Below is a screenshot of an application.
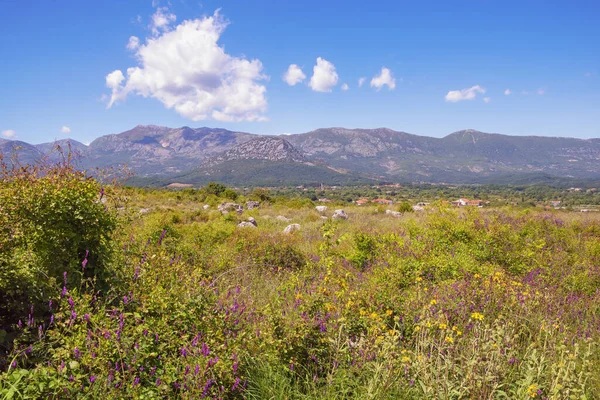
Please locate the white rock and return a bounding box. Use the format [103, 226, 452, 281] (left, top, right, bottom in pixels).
[203, 204, 210, 210]
[385, 210, 402, 217]
[332, 209, 348, 220]
[218, 202, 243, 214]
[283, 224, 301, 234]
[247, 217, 257, 227]
[237, 221, 256, 228]
[276, 215, 291, 222]
[139, 208, 150, 214]
[315, 206, 328, 213]
[412, 205, 424, 212]
[246, 201, 260, 210]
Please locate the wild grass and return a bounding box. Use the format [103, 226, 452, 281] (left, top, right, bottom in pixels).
[2, 181, 600, 399]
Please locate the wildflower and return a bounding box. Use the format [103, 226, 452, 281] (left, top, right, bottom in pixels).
[471, 312, 484, 321]
[61, 286, 67, 298]
[401, 356, 410, 363]
[201, 342, 210, 357]
[74, 347, 80, 358]
[133, 376, 140, 386]
[445, 336, 454, 344]
[527, 384, 540, 398]
[90, 375, 96, 383]
[430, 299, 437, 306]
[439, 323, 447, 330]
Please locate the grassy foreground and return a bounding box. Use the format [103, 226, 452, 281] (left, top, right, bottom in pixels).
[2, 178, 600, 398]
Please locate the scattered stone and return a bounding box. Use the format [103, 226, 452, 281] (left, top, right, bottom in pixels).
[247, 217, 257, 227]
[283, 224, 301, 234]
[276, 215, 291, 222]
[321, 216, 328, 220]
[218, 202, 243, 214]
[139, 208, 150, 214]
[203, 204, 210, 210]
[237, 221, 256, 228]
[246, 201, 260, 210]
[412, 205, 425, 212]
[385, 210, 402, 217]
[315, 206, 328, 213]
[332, 209, 348, 220]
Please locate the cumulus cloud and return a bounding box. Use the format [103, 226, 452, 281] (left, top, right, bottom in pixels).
[483, 97, 491, 103]
[358, 77, 366, 87]
[504, 89, 511, 96]
[341, 83, 349, 91]
[150, 7, 176, 36]
[105, 10, 268, 122]
[283, 64, 306, 86]
[445, 85, 486, 102]
[309, 57, 338, 92]
[2, 129, 16, 139]
[61, 126, 71, 134]
[370, 67, 396, 91]
[127, 36, 140, 50]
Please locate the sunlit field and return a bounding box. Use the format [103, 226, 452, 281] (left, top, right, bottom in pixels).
[2, 166, 600, 399]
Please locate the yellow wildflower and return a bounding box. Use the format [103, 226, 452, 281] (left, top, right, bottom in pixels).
[471, 312, 484, 321]
[439, 323, 447, 330]
[445, 336, 454, 344]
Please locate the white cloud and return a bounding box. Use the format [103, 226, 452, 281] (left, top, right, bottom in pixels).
[105, 10, 268, 122]
[445, 85, 486, 102]
[483, 97, 491, 103]
[341, 83, 349, 91]
[127, 36, 140, 51]
[2, 129, 16, 139]
[504, 88, 511, 96]
[309, 57, 338, 92]
[585, 72, 592, 78]
[150, 7, 176, 36]
[370, 67, 396, 91]
[521, 90, 529, 95]
[283, 64, 306, 86]
[106, 70, 125, 91]
[537, 88, 545, 95]
[61, 126, 71, 134]
[358, 77, 365, 87]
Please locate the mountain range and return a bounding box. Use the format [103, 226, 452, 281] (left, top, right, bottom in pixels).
[2, 125, 600, 186]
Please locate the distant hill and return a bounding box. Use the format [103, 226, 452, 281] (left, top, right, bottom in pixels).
[2, 125, 600, 186]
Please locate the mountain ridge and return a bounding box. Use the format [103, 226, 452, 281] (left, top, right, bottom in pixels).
[2, 125, 600, 185]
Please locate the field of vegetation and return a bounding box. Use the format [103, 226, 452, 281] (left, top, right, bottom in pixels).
[2, 163, 600, 399]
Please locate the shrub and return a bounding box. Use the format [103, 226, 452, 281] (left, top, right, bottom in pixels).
[0, 161, 117, 365]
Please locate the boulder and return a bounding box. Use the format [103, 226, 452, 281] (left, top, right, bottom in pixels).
[246, 201, 260, 210]
[385, 210, 402, 217]
[218, 202, 243, 214]
[283, 224, 301, 234]
[276, 215, 291, 222]
[412, 205, 425, 212]
[203, 204, 210, 210]
[237, 221, 256, 228]
[315, 206, 328, 213]
[139, 208, 150, 214]
[332, 209, 348, 220]
[247, 217, 257, 227]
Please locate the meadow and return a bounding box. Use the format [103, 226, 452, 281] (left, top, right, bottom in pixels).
[1, 165, 600, 399]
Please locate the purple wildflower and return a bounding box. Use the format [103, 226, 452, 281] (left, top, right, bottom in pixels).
[90, 375, 96, 383]
[201, 342, 210, 357]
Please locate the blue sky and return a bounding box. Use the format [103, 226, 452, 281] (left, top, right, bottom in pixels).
[1, 0, 599, 144]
